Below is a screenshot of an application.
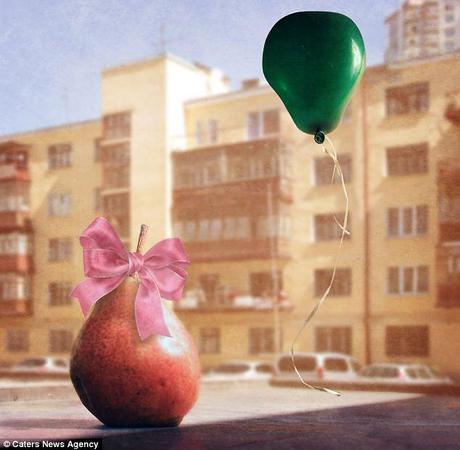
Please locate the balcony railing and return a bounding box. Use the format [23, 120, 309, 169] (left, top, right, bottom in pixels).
[0, 255, 33, 273]
[0, 212, 32, 231]
[439, 222, 460, 242]
[182, 237, 291, 262]
[175, 290, 291, 312]
[437, 283, 460, 308]
[0, 299, 31, 316]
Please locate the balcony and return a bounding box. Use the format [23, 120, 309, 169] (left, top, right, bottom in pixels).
[0, 299, 31, 316]
[0, 255, 33, 273]
[172, 137, 292, 202]
[437, 283, 460, 308]
[0, 212, 32, 232]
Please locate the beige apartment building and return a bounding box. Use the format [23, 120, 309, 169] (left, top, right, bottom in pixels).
[0, 52, 459, 376]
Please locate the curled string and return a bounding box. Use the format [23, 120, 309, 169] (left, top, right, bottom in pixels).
[289, 135, 350, 397]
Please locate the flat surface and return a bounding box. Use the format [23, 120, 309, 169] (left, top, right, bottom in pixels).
[1, 383, 460, 449]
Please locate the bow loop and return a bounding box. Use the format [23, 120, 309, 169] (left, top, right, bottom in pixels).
[71, 217, 190, 340]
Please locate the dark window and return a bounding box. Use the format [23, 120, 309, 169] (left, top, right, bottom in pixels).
[256, 363, 274, 374]
[278, 356, 316, 372]
[314, 213, 351, 241]
[94, 138, 102, 162]
[387, 205, 428, 237]
[6, 330, 29, 352]
[263, 109, 280, 135]
[199, 327, 220, 354]
[385, 326, 429, 357]
[385, 82, 429, 116]
[387, 266, 429, 295]
[214, 363, 247, 374]
[103, 112, 131, 140]
[103, 193, 130, 238]
[315, 327, 352, 354]
[386, 144, 428, 176]
[48, 238, 72, 262]
[102, 143, 130, 189]
[324, 358, 348, 372]
[314, 154, 352, 185]
[49, 330, 74, 353]
[381, 367, 399, 378]
[250, 271, 283, 297]
[314, 269, 352, 297]
[49, 282, 72, 306]
[199, 274, 220, 305]
[48, 143, 72, 169]
[249, 327, 276, 354]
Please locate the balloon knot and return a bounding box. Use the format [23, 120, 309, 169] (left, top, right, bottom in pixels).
[314, 131, 325, 144]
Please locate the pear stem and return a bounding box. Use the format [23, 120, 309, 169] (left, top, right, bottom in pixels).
[136, 224, 149, 253]
[133, 224, 148, 282]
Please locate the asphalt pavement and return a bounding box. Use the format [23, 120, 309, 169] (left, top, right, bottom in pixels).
[1, 383, 459, 449]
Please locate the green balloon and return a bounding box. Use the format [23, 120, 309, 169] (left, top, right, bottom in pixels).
[262, 12, 366, 140]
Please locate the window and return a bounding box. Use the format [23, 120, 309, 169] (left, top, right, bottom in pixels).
[195, 120, 218, 146]
[49, 282, 72, 306]
[387, 205, 428, 237]
[48, 238, 72, 262]
[314, 213, 350, 241]
[199, 327, 220, 354]
[445, 27, 455, 37]
[0, 182, 29, 212]
[0, 275, 28, 300]
[94, 188, 101, 212]
[0, 233, 30, 255]
[324, 358, 348, 372]
[184, 221, 196, 241]
[448, 255, 460, 274]
[48, 192, 72, 216]
[249, 327, 278, 354]
[250, 271, 283, 297]
[199, 274, 220, 305]
[103, 193, 130, 237]
[387, 266, 429, 295]
[278, 355, 316, 372]
[49, 330, 74, 353]
[94, 138, 102, 162]
[445, 13, 455, 22]
[314, 268, 352, 297]
[6, 330, 29, 352]
[103, 112, 131, 140]
[247, 109, 280, 140]
[386, 144, 428, 175]
[445, 41, 455, 51]
[315, 327, 352, 354]
[385, 83, 429, 116]
[48, 143, 72, 169]
[314, 154, 352, 185]
[102, 143, 130, 189]
[385, 326, 429, 357]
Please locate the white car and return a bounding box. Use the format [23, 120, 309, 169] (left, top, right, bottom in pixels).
[359, 363, 453, 385]
[10, 357, 69, 374]
[202, 360, 274, 382]
[273, 352, 361, 384]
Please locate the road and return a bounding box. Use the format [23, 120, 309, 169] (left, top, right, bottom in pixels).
[1, 383, 460, 449]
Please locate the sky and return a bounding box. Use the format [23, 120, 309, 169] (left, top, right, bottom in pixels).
[0, 0, 400, 135]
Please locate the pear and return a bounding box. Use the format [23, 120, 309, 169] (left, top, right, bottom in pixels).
[70, 277, 200, 427]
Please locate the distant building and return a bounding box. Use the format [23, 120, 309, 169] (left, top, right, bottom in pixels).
[1, 52, 460, 377]
[385, 0, 460, 63]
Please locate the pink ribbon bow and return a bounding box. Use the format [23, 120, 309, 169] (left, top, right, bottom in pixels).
[71, 217, 190, 340]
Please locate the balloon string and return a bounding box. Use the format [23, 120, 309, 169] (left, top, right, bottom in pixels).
[289, 135, 349, 397]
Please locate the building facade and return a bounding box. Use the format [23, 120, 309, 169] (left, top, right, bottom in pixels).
[385, 0, 460, 63]
[1, 52, 459, 376]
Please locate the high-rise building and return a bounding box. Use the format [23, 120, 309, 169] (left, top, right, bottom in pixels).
[0, 52, 459, 378]
[385, 0, 460, 63]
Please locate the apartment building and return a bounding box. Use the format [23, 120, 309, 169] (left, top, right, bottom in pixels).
[0, 52, 459, 376]
[385, 0, 460, 63]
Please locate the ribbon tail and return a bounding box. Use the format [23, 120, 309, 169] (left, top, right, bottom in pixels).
[70, 276, 124, 316]
[135, 279, 171, 340]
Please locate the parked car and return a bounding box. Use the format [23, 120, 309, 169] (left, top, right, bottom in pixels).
[359, 363, 453, 385]
[272, 352, 361, 385]
[202, 360, 274, 382]
[9, 357, 69, 374]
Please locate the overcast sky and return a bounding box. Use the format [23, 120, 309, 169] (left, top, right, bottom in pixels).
[0, 0, 400, 135]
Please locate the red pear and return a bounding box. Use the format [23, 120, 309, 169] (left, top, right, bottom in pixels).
[70, 277, 201, 427]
